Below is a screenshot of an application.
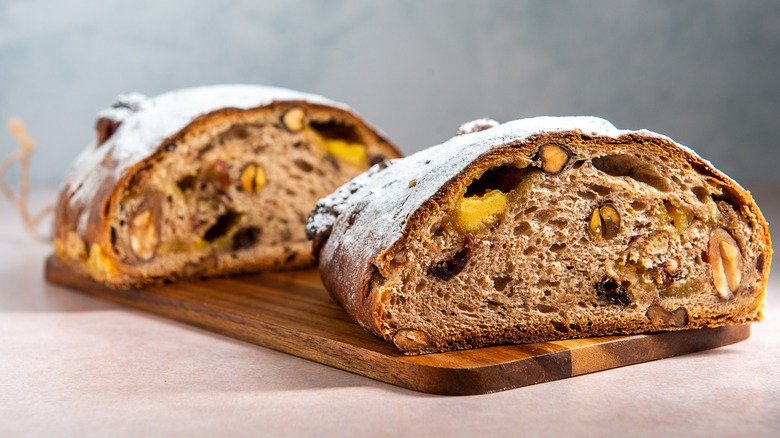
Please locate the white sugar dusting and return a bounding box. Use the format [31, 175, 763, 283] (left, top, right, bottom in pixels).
[63, 84, 347, 234]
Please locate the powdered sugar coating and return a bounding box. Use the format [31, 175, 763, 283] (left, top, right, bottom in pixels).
[307, 116, 712, 295]
[63, 84, 345, 234]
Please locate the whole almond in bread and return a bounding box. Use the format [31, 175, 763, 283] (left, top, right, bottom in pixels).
[53, 85, 400, 288]
[307, 116, 771, 355]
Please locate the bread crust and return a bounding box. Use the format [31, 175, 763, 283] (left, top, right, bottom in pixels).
[308, 117, 771, 353]
[54, 85, 400, 288]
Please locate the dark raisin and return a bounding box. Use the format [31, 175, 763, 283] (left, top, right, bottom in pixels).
[756, 252, 765, 273]
[596, 277, 631, 306]
[427, 234, 476, 280]
[232, 226, 261, 250]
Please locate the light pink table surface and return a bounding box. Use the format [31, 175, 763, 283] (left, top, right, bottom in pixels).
[1, 188, 778, 437]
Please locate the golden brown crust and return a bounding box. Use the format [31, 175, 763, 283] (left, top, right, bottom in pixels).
[55, 88, 401, 288]
[309, 117, 771, 353]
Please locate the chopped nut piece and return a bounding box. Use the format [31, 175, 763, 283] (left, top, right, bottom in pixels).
[408, 179, 417, 188]
[588, 204, 621, 240]
[281, 107, 306, 132]
[589, 208, 602, 239]
[599, 205, 620, 239]
[240, 163, 266, 193]
[708, 228, 743, 300]
[392, 329, 432, 352]
[539, 143, 570, 174]
[130, 209, 159, 261]
[663, 258, 680, 276]
[646, 304, 688, 327]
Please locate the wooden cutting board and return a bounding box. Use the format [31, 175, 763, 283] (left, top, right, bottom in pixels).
[44, 255, 750, 395]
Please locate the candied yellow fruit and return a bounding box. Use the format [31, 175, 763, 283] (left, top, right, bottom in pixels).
[456, 190, 507, 232]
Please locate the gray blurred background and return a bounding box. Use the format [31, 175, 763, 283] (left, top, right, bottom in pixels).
[1, 0, 779, 187]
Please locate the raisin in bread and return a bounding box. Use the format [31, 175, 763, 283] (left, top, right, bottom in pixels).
[307, 116, 771, 355]
[53, 85, 400, 288]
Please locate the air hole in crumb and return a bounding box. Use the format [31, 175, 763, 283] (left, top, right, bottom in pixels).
[692, 186, 709, 202]
[551, 321, 569, 333]
[590, 184, 612, 196]
[203, 210, 242, 242]
[592, 154, 671, 192]
[550, 243, 567, 252]
[536, 303, 557, 313]
[294, 159, 314, 173]
[232, 226, 261, 250]
[572, 160, 586, 169]
[523, 206, 539, 215]
[457, 302, 476, 312]
[465, 164, 532, 196]
[492, 276, 512, 291]
[549, 219, 567, 229]
[431, 224, 445, 237]
[226, 125, 249, 140]
[177, 175, 197, 192]
[631, 200, 648, 212]
[523, 246, 536, 255]
[534, 208, 556, 222]
[310, 120, 362, 144]
[578, 191, 597, 201]
[513, 221, 532, 236]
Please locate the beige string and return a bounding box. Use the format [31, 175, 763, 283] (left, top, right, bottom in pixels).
[0, 118, 54, 242]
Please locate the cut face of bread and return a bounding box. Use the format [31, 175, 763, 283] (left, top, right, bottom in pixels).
[53, 85, 400, 288]
[307, 116, 771, 355]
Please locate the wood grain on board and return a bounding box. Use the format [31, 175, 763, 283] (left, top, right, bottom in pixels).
[44, 256, 750, 395]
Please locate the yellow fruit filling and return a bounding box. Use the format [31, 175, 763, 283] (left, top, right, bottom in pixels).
[306, 127, 367, 166]
[456, 189, 508, 233]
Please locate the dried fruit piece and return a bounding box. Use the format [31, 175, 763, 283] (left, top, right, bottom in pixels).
[130, 209, 159, 261]
[456, 190, 507, 233]
[708, 228, 743, 300]
[427, 234, 476, 280]
[539, 143, 570, 174]
[588, 204, 621, 240]
[240, 163, 266, 193]
[664, 201, 694, 233]
[392, 329, 432, 352]
[596, 277, 631, 306]
[281, 107, 306, 132]
[204, 160, 231, 191]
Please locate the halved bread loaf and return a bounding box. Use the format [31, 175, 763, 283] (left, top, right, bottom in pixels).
[53, 85, 400, 288]
[307, 116, 771, 355]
